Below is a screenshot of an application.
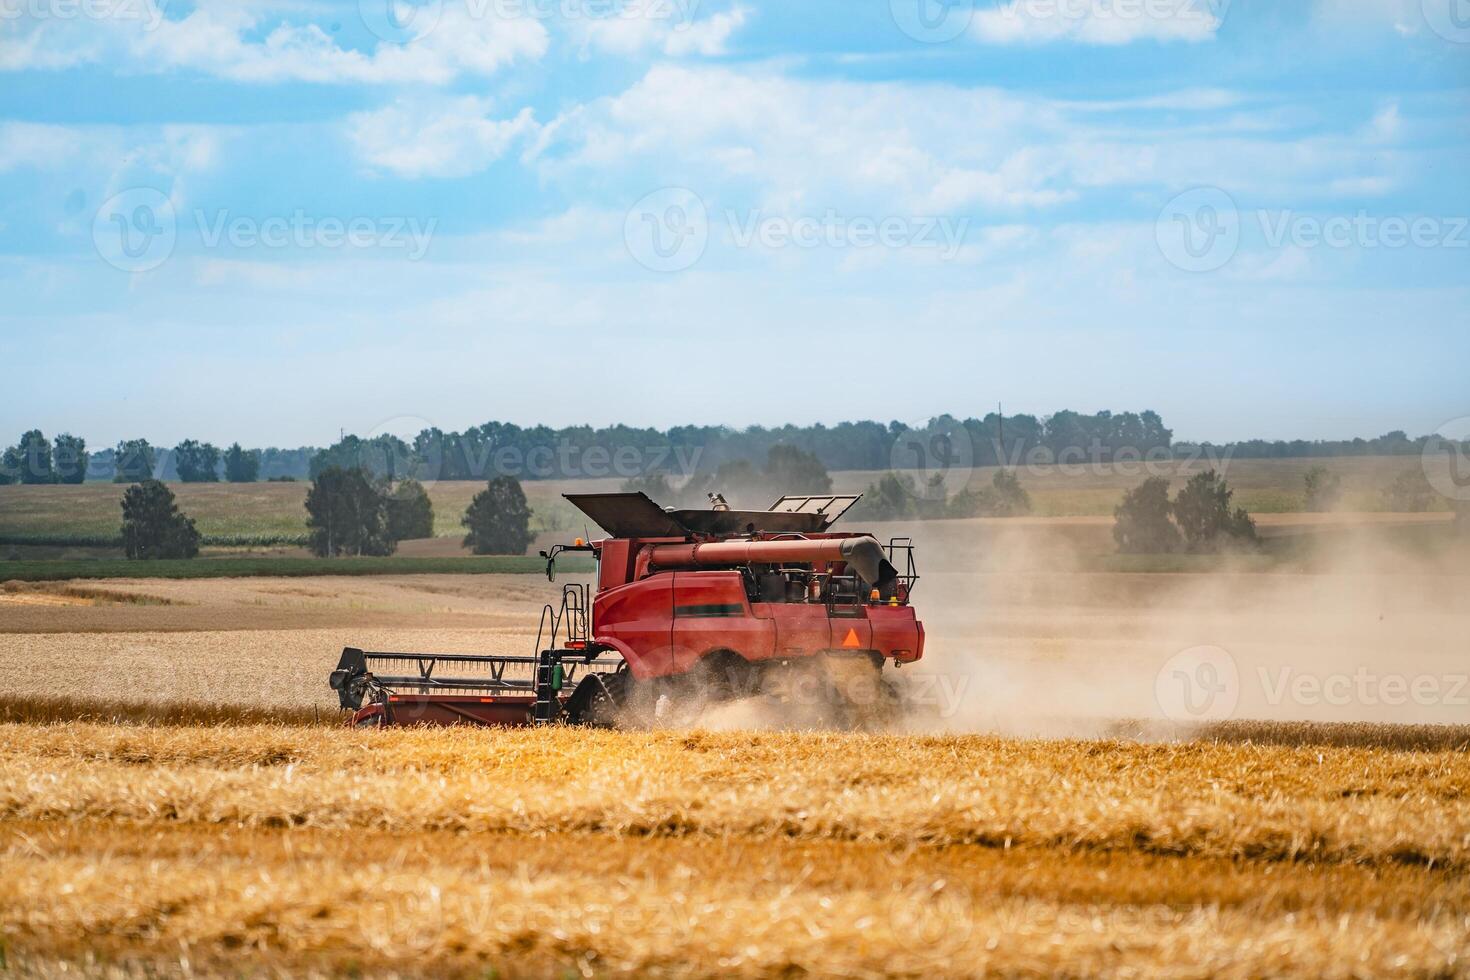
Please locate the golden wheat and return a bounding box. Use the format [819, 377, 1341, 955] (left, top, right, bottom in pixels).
[3, 724, 1467, 866]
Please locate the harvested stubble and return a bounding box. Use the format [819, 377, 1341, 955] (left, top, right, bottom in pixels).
[3, 821, 1468, 979]
[0, 695, 330, 727]
[2, 723, 1468, 977]
[4, 724, 1469, 866]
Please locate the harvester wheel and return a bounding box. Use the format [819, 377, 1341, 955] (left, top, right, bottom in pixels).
[817, 654, 901, 731]
[568, 670, 632, 728]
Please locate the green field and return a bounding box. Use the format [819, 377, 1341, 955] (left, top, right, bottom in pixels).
[0, 455, 1440, 544]
[0, 476, 622, 544]
[0, 553, 595, 582]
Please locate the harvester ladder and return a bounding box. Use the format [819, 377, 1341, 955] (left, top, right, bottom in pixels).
[531, 583, 592, 724]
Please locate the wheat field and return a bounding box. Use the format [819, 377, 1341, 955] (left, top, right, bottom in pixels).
[1, 721, 1468, 978]
[3, 528, 1468, 976]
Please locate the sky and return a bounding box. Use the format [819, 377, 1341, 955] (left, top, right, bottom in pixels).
[1, 0, 1467, 448]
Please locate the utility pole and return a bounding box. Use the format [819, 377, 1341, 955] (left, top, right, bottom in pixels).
[997, 402, 1005, 470]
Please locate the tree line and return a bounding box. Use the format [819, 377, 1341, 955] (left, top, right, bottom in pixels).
[118, 470, 532, 560]
[6, 416, 1461, 487]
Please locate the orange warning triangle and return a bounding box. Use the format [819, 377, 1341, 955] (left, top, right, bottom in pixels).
[841, 628, 861, 648]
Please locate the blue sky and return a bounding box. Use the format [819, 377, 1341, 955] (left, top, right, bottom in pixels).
[1, 0, 1467, 448]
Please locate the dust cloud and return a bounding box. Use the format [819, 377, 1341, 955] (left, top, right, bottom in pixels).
[882, 516, 1470, 735]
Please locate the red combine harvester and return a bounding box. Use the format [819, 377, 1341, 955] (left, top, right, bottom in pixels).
[330, 491, 923, 727]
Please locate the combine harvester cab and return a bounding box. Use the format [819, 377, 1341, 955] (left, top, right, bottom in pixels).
[330, 491, 924, 728]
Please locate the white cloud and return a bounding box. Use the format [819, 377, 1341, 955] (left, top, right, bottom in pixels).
[1367, 102, 1401, 142]
[1311, 0, 1423, 36]
[971, 0, 1224, 45]
[567, 3, 748, 57]
[536, 65, 1077, 215]
[528, 64, 1418, 222]
[0, 122, 86, 172]
[0, 2, 548, 84]
[348, 98, 538, 178]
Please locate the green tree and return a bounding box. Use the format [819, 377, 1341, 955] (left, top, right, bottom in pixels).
[854, 472, 918, 521]
[1302, 466, 1342, 512]
[222, 443, 261, 483]
[15, 430, 53, 484]
[305, 467, 395, 557]
[1174, 469, 1256, 551]
[710, 459, 761, 498]
[310, 433, 415, 481]
[620, 472, 675, 502]
[114, 439, 156, 483]
[1112, 476, 1180, 553]
[1381, 467, 1436, 512]
[462, 476, 534, 555]
[988, 469, 1031, 516]
[385, 479, 434, 541]
[174, 440, 221, 482]
[52, 433, 88, 484]
[763, 444, 833, 495]
[120, 480, 201, 559]
[949, 469, 1033, 518]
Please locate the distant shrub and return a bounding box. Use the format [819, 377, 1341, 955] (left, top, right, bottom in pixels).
[53, 434, 89, 485]
[223, 443, 261, 483]
[1174, 469, 1256, 551]
[763, 445, 833, 495]
[1381, 467, 1436, 512]
[1302, 466, 1343, 512]
[121, 480, 201, 560]
[950, 469, 1033, 518]
[385, 479, 434, 541]
[174, 440, 221, 483]
[462, 477, 534, 555]
[114, 439, 156, 483]
[1113, 476, 1180, 554]
[620, 472, 675, 502]
[853, 472, 918, 521]
[305, 467, 394, 557]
